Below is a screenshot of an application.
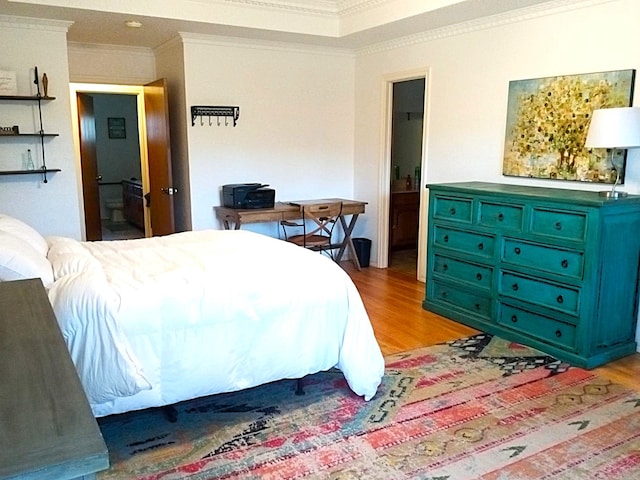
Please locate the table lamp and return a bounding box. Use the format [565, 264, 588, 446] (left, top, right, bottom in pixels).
[585, 107, 640, 198]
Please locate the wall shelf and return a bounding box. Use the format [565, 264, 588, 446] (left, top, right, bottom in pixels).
[0, 95, 55, 101]
[0, 133, 59, 138]
[0, 67, 57, 183]
[0, 168, 61, 176]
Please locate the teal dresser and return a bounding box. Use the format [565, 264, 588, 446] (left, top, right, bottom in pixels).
[423, 182, 640, 368]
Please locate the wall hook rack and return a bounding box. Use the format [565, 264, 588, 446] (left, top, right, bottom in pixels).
[191, 106, 240, 127]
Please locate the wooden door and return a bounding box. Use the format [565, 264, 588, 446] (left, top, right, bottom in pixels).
[77, 94, 102, 241]
[144, 79, 176, 236]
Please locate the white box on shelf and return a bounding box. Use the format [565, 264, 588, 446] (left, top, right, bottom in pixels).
[0, 70, 17, 95]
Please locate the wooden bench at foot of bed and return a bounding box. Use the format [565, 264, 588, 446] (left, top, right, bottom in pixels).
[0, 279, 109, 480]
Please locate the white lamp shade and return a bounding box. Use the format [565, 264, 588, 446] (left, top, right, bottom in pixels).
[585, 107, 640, 148]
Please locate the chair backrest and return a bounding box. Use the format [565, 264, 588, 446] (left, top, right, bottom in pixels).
[301, 202, 342, 245]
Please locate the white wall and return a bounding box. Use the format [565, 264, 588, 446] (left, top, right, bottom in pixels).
[0, 17, 82, 238]
[354, 0, 640, 267]
[68, 43, 156, 85]
[181, 35, 356, 236]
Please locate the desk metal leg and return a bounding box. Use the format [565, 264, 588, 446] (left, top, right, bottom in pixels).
[337, 214, 361, 270]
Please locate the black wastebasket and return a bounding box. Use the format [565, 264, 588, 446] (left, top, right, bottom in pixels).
[352, 238, 371, 268]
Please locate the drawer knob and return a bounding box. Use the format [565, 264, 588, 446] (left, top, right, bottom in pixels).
[511, 315, 518, 323]
[476, 273, 483, 281]
[475, 303, 481, 310]
[450, 207, 456, 215]
[512, 283, 519, 291]
[441, 291, 448, 298]
[555, 222, 562, 231]
[557, 295, 564, 304]
[498, 213, 504, 222]
[561, 259, 569, 268]
[514, 247, 521, 255]
[443, 235, 449, 243]
[477, 243, 484, 250]
[442, 264, 448, 271]
[555, 330, 562, 338]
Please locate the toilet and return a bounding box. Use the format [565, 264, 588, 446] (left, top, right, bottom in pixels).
[105, 198, 125, 223]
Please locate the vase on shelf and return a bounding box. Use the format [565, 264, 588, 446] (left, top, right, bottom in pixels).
[42, 73, 48, 97]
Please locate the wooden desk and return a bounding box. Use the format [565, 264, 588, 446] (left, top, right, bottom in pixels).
[214, 198, 367, 269]
[0, 279, 109, 480]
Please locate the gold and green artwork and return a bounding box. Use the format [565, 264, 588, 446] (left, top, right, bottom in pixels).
[502, 69, 635, 183]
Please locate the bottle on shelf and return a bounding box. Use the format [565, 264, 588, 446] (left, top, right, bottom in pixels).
[26, 149, 35, 170]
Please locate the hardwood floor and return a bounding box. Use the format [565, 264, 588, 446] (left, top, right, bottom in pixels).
[341, 262, 640, 391]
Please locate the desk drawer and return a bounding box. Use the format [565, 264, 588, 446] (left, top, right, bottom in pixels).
[499, 271, 580, 316]
[433, 225, 495, 259]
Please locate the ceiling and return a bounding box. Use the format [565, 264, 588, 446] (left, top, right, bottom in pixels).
[0, 0, 565, 50]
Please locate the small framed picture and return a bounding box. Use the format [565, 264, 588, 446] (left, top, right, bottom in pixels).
[108, 117, 126, 139]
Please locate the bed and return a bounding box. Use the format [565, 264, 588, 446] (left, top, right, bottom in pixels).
[0, 214, 384, 417]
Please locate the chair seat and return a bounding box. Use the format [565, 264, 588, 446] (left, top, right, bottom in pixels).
[287, 234, 331, 247]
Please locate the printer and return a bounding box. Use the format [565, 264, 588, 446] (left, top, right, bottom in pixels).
[222, 183, 275, 209]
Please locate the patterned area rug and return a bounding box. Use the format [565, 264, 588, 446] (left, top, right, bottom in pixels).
[97, 334, 640, 479]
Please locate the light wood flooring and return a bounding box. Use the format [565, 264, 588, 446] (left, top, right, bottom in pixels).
[341, 261, 640, 392]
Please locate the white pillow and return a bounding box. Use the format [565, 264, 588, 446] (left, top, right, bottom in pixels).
[0, 231, 54, 287]
[0, 214, 49, 256]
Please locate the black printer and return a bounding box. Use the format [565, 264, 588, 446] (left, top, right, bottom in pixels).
[222, 183, 275, 209]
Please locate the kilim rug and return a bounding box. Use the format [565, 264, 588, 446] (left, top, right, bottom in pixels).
[97, 334, 640, 479]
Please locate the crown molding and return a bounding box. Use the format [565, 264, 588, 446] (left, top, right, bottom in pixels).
[0, 14, 72, 31]
[355, 0, 616, 56]
[178, 31, 354, 57]
[68, 41, 155, 57]
[205, 0, 337, 15]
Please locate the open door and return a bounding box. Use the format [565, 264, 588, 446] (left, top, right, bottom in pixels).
[144, 79, 176, 236]
[77, 94, 102, 241]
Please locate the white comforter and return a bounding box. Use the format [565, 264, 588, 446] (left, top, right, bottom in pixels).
[46, 230, 384, 417]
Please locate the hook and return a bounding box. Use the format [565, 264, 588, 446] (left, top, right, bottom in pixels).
[200, 116, 204, 126]
[217, 116, 221, 126]
[209, 115, 212, 126]
[225, 117, 229, 126]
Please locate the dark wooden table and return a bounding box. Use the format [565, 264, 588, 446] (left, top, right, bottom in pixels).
[0, 279, 109, 479]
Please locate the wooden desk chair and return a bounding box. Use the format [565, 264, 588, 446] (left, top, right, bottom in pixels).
[281, 201, 343, 260]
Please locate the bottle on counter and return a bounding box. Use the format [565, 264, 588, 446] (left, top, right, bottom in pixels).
[394, 164, 400, 180]
[406, 174, 412, 190]
[414, 166, 421, 189]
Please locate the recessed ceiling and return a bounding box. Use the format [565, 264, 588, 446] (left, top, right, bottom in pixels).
[0, 0, 568, 50]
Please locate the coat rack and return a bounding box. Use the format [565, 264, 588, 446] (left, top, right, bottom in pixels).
[191, 106, 240, 127]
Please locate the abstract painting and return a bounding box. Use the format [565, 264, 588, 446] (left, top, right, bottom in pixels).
[502, 69, 635, 183]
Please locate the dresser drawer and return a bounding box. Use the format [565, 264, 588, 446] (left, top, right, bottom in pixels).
[479, 201, 524, 231]
[433, 226, 495, 259]
[433, 254, 493, 289]
[430, 281, 492, 319]
[499, 272, 580, 316]
[432, 195, 473, 224]
[531, 207, 587, 242]
[499, 303, 576, 350]
[502, 239, 584, 279]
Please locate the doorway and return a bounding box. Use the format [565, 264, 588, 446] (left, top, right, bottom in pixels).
[70, 81, 176, 241]
[388, 78, 426, 276]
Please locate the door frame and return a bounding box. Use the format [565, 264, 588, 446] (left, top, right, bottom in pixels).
[69, 83, 151, 239]
[377, 68, 431, 281]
